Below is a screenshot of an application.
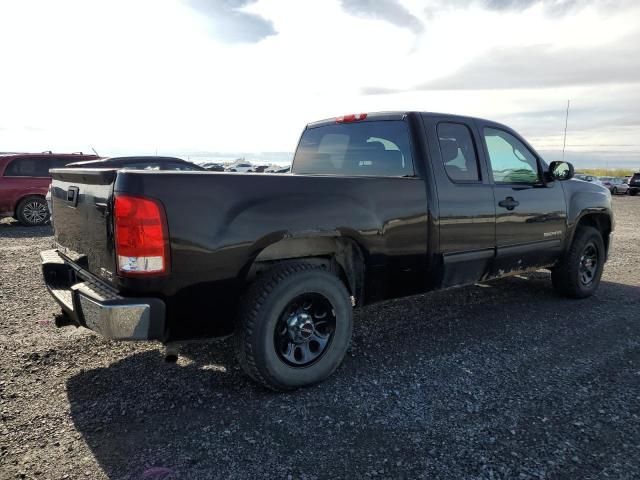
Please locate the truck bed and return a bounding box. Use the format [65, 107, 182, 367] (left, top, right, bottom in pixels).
[49, 168, 430, 337]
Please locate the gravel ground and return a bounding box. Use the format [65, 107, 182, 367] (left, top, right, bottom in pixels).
[1, 196, 639, 480]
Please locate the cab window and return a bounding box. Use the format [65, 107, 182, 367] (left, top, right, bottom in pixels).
[437, 123, 481, 182]
[483, 128, 539, 184]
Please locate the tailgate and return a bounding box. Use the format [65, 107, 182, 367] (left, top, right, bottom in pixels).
[50, 168, 117, 284]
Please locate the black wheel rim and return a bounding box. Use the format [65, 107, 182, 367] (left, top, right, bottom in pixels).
[274, 293, 336, 367]
[579, 243, 598, 286]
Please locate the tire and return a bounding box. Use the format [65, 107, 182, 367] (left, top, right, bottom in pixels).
[16, 196, 49, 226]
[613, 187, 618, 195]
[551, 226, 605, 298]
[236, 262, 353, 391]
[630, 189, 638, 196]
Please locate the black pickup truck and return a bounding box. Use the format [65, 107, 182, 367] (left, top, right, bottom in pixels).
[41, 112, 614, 390]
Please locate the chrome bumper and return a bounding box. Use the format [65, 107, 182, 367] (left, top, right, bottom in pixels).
[40, 249, 166, 341]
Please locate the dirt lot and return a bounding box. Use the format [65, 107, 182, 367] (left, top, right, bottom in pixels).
[1, 196, 639, 480]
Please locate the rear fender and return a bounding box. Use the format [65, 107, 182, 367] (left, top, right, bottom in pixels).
[243, 232, 367, 305]
[13, 191, 48, 214]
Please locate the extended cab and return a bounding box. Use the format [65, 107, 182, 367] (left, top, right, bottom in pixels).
[41, 112, 614, 390]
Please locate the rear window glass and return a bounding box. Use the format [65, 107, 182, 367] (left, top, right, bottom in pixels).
[293, 120, 414, 177]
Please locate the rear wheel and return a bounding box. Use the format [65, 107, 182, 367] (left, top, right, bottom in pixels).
[236, 262, 353, 391]
[613, 187, 618, 195]
[551, 226, 605, 298]
[16, 196, 49, 226]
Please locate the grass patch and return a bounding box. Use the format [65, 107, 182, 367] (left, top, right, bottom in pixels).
[576, 168, 636, 177]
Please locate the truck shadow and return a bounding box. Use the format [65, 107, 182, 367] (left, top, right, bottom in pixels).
[66, 273, 640, 479]
[0, 220, 52, 238]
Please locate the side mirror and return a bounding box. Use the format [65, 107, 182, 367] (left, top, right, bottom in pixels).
[548, 161, 574, 181]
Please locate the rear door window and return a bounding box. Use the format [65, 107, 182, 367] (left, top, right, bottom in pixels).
[437, 123, 481, 182]
[4, 157, 51, 177]
[293, 120, 414, 176]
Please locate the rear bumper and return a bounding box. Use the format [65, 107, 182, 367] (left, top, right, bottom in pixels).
[40, 249, 166, 341]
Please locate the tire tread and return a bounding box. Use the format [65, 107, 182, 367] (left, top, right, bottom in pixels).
[551, 226, 604, 298]
[16, 195, 49, 226]
[236, 262, 328, 391]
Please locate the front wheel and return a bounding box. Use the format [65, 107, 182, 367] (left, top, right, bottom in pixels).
[236, 262, 353, 391]
[613, 187, 618, 195]
[551, 226, 605, 298]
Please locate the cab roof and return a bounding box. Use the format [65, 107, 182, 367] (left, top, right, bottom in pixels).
[306, 111, 500, 129]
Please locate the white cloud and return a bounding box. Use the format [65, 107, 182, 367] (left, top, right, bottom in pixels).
[0, 0, 639, 167]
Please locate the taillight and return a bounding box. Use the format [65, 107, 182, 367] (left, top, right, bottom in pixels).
[114, 194, 169, 276]
[335, 113, 367, 123]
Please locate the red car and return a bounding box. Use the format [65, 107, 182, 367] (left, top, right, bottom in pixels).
[0, 152, 97, 226]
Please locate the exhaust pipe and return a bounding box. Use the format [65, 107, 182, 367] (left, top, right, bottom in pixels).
[163, 343, 180, 363]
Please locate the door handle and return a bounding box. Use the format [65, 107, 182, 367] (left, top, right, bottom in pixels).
[498, 196, 519, 210]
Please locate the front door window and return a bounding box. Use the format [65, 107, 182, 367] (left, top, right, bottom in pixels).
[483, 128, 539, 184]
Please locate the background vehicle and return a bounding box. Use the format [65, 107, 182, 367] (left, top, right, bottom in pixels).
[599, 176, 614, 190]
[46, 156, 205, 218]
[608, 178, 630, 195]
[628, 172, 640, 196]
[42, 112, 613, 390]
[265, 165, 291, 173]
[0, 151, 97, 225]
[225, 163, 253, 173]
[575, 173, 604, 186]
[248, 165, 270, 173]
[201, 162, 225, 172]
[66, 156, 205, 171]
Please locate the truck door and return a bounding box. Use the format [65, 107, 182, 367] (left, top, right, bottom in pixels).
[421, 115, 496, 288]
[477, 122, 567, 273]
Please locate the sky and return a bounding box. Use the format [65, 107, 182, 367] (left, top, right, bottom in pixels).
[1, 0, 639, 168]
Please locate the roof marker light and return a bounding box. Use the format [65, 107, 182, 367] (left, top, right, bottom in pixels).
[335, 113, 368, 123]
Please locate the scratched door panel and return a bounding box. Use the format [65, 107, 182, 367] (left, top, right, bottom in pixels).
[492, 183, 567, 273]
[477, 124, 568, 274]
